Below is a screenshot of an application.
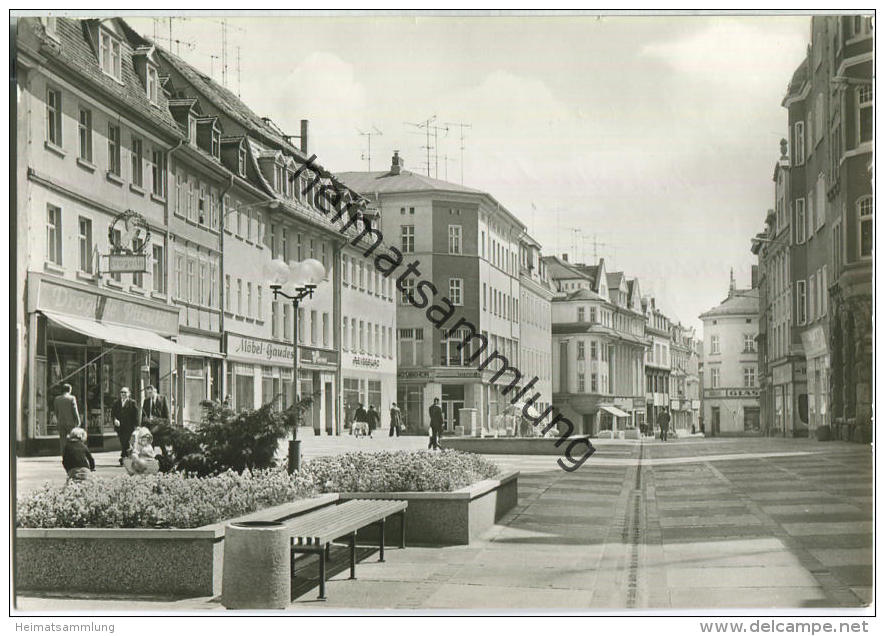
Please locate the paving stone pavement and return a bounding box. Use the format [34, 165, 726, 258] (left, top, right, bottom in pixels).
[14, 436, 873, 611]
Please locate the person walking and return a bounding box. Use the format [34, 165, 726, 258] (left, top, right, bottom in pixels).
[52, 383, 81, 454]
[389, 402, 403, 437]
[354, 403, 369, 438]
[141, 385, 170, 428]
[62, 427, 95, 482]
[366, 405, 380, 439]
[428, 398, 444, 450]
[657, 407, 671, 442]
[112, 387, 141, 465]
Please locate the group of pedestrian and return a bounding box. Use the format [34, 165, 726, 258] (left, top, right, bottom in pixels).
[53, 382, 170, 481]
[350, 402, 407, 438]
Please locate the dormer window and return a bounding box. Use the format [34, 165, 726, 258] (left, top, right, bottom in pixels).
[238, 146, 246, 177]
[211, 130, 221, 159]
[41, 17, 59, 40]
[146, 65, 159, 104]
[99, 28, 122, 81]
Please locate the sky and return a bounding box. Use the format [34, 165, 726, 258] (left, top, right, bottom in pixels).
[126, 12, 811, 332]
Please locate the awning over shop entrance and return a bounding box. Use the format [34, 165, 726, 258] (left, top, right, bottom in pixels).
[42, 310, 200, 356]
[600, 405, 630, 418]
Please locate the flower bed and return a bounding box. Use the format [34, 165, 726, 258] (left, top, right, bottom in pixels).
[302, 449, 500, 493]
[17, 468, 316, 529]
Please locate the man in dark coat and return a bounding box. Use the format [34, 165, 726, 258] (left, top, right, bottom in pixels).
[389, 402, 403, 437]
[354, 403, 369, 438]
[428, 398, 444, 450]
[141, 385, 170, 426]
[112, 386, 141, 464]
[657, 407, 672, 442]
[366, 405, 380, 439]
[53, 383, 81, 454]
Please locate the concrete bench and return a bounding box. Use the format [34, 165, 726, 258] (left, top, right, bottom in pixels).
[286, 499, 407, 600]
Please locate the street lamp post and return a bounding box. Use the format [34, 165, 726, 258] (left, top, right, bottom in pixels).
[270, 282, 316, 474]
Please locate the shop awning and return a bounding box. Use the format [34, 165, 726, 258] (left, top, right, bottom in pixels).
[42, 311, 201, 356]
[600, 405, 630, 418]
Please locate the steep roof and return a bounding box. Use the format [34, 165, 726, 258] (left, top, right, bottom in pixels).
[699, 288, 759, 319]
[336, 169, 485, 196]
[558, 288, 605, 302]
[606, 271, 625, 290]
[542, 255, 589, 281]
[41, 18, 181, 138]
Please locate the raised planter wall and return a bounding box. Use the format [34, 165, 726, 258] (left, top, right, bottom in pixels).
[15, 494, 338, 598]
[341, 470, 519, 545]
[445, 436, 590, 455]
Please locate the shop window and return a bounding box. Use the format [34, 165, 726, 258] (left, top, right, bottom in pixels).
[234, 364, 254, 411]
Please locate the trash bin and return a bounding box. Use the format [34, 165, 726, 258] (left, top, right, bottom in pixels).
[222, 521, 290, 609]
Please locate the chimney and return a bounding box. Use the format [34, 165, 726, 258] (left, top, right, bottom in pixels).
[561, 253, 568, 262]
[728, 268, 736, 297]
[751, 265, 759, 289]
[390, 150, 404, 175]
[300, 120, 309, 154]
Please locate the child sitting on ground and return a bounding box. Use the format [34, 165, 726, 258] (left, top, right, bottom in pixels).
[123, 426, 161, 475]
[62, 427, 95, 482]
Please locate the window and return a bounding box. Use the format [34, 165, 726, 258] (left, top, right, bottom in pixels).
[77, 217, 92, 272]
[449, 278, 463, 306]
[322, 312, 329, 347]
[796, 280, 807, 325]
[815, 93, 824, 144]
[794, 198, 806, 244]
[211, 130, 221, 159]
[283, 304, 291, 342]
[833, 220, 843, 276]
[400, 278, 415, 304]
[401, 225, 415, 253]
[280, 228, 288, 258]
[821, 266, 827, 316]
[448, 225, 462, 254]
[272, 301, 280, 338]
[743, 367, 756, 388]
[246, 282, 253, 317]
[107, 124, 121, 176]
[590, 341, 598, 360]
[857, 85, 872, 144]
[188, 117, 196, 146]
[793, 121, 805, 166]
[146, 65, 159, 103]
[577, 341, 585, 360]
[151, 148, 165, 197]
[590, 373, 598, 392]
[577, 372, 585, 392]
[815, 174, 826, 231]
[710, 367, 720, 388]
[577, 306, 585, 322]
[78, 108, 92, 161]
[358, 261, 365, 290]
[99, 29, 122, 81]
[198, 184, 207, 225]
[238, 146, 247, 177]
[235, 278, 243, 315]
[858, 196, 872, 258]
[46, 87, 62, 146]
[46, 205, 62, 265]
[256, 285, 263, 320]
[743, 333, 755, 353]
[132, 239, 144, 288]
[359, 320, 365, 352]
[224, 274, 231, 311]
[130, 136, 143, 187]
[152, 245, 165, 293]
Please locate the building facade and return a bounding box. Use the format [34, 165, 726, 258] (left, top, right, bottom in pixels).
[548, 256, 648, 435]
[340, 153, 548, 435]
[699, 273, 760, 436]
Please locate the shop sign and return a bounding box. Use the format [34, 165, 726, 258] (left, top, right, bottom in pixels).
[106, 253, 149, 273]
[772, 362, 792, 385]
[398, 370, 430, 379]
[440, 368, 481, 380]
[32, 274, 178, 335]
[725, 388, 760, 398]
[633, 397, 646, 409]
[800, 325, 828, 359]
[300, 346, 338, 368]
[351, 355, 380, 368]
[226, 333, 294, 364]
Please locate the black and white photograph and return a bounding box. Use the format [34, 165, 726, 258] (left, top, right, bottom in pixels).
[8, 7, 876, 627]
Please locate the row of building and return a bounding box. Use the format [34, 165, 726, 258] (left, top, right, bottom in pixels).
[750, 16, 873, 442]
[14, 16, 700, 455]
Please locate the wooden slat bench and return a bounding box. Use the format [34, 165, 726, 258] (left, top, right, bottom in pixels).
[286, 499, 407, 600]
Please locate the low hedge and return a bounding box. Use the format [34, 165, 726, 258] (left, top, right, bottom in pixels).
[17, 450, 500, 529]
[17, 468, 316, 529]
[302, 449, 500, 493]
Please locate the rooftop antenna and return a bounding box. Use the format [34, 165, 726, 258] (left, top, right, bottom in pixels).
[358, 126, 383, 171]
[404, 116, 446, 178]
[588, 233, 609, 264]
[443, 121, 472, 184]
[569, 227, 581, 263]
[236, 46, 241, 97]
[209, 54, 220, 80]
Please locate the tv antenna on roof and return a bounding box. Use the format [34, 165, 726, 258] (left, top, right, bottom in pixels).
[443, 121, 471, 184]
[404, 116, 448, 178]
[151, 18, 195, 56]
[358, 126, 383, 172]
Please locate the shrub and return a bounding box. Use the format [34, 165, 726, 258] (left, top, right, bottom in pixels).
[154, 397, 313, 477]
[17, 468, 316, 529]
[302, 449, 500, 493]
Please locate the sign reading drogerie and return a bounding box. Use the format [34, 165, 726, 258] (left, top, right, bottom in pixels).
[106, 253, 149, 273]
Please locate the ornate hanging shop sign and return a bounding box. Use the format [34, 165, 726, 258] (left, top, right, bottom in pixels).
[105, 210, 151, 273]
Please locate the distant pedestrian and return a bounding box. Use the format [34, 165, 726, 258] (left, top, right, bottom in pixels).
[112, 387, 141, 465]
[366, 405, 380, 438]
[428, 398, 444, 450]
[657, 408, 671, 442]
[389, 402, 403, 437]
[354, 403, 369, 438]
[141, 385, 170, 428]
[53, 383, 81, 454]
[62, 427, 94, 482]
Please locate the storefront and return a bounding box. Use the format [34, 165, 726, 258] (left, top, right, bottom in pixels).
[801, 326, 828, 436]
[176, 332, 223, 427]
[24, 273, 192, 455]
[342, 352, 396, 435]
[223, 333, 338, 435]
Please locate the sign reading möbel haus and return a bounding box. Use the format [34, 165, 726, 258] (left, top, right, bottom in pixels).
[224, 333, 338, 368]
